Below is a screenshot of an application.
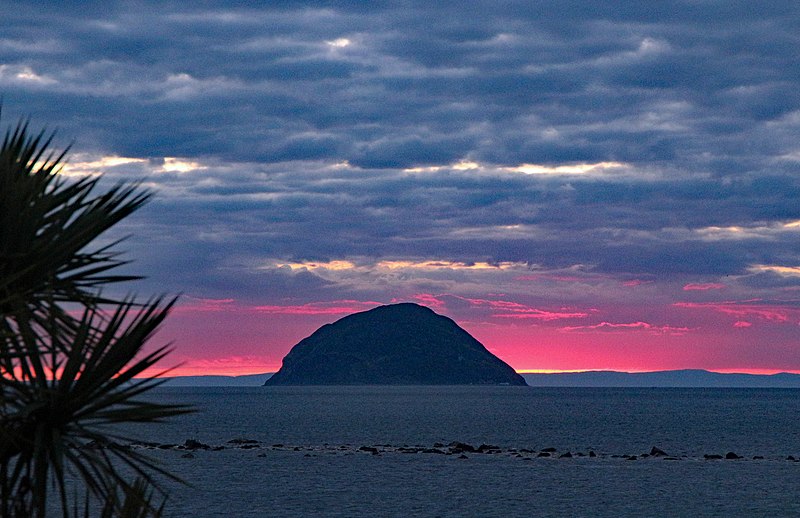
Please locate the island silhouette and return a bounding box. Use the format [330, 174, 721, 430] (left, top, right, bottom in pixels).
[264, 303, 527, 385]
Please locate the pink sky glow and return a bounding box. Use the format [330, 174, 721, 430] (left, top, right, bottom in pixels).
[6, 2, 800, 380]
[146, 292, 800, 377]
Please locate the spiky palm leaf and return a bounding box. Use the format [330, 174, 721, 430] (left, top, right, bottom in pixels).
[1, 298, 191, 516]
[0, 113, 194, 516]
[0, 115, 150, 347]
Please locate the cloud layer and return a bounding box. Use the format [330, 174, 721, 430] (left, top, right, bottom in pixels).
[2, 1, 799, 373]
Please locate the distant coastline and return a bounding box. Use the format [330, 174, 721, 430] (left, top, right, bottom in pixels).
[521, 369, 800, 388]
[153, 369, 800, 388]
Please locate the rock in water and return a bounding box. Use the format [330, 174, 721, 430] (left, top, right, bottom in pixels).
[264, 303, 527, 386]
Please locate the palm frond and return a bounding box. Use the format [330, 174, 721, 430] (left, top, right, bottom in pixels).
[0, 112, 193, 517]
[0, 115, 151, 336]
[1, 298, 192, 515]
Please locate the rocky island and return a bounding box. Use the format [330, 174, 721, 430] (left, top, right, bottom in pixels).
[264, 303, 527, 386]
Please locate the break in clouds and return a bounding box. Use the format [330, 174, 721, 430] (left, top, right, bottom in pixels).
[2, 1, 799, 369]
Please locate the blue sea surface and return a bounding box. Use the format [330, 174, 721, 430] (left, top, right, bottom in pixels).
[123, 387, 800, 517]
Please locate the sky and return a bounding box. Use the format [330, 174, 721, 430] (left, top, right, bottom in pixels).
[2, 1, 799, 375]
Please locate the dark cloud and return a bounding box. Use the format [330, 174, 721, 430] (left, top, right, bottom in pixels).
[2, 1, 799, 171]
[87, 156, 798, 308]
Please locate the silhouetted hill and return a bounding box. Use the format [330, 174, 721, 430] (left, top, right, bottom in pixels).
[264, 303, 527, 385]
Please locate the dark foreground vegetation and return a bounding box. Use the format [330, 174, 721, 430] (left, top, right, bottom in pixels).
[0, 112, 190, 516]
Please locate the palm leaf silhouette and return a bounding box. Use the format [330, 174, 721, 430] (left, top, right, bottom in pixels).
[0, 111, 193, 516]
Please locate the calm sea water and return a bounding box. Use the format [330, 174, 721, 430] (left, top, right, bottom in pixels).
[120, 387, 800, 517]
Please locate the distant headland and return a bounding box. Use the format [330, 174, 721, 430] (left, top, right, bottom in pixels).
[155, 369, 800, 388]
[263, 303, 528, 386]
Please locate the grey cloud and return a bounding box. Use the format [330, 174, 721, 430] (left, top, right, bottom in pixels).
[4, 1, 800, 172]
[3, 1, 800, 310]
[94, 158, 798, 296]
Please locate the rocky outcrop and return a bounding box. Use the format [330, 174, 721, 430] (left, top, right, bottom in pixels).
[264, 303, 527, 386]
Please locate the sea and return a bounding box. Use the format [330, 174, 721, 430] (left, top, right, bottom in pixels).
[118, 386, 800, 517]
